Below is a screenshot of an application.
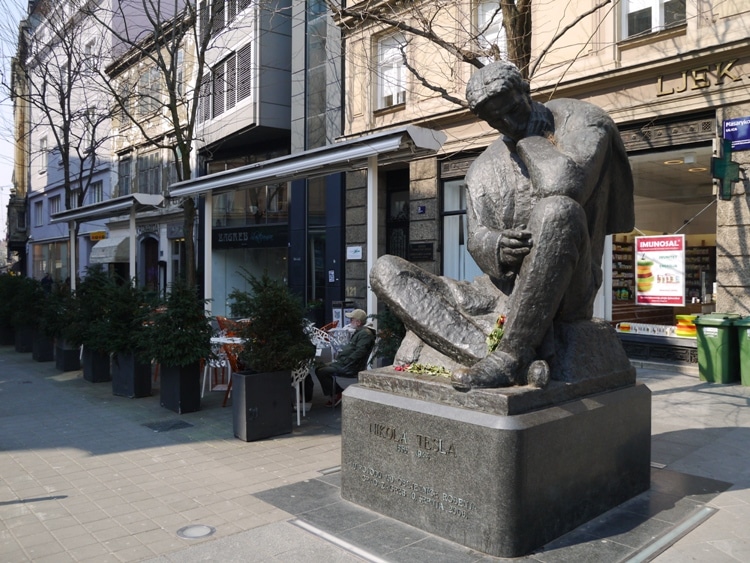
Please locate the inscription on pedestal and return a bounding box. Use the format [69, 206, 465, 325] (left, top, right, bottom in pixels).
[342, 383, 652, 558]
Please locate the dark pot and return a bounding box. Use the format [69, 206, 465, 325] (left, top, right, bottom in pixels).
[232, 370, 292, 441]
[32, 331, 54, 362]
[0, 324, 14, 345]
[159, 363, 201, 414]
[112, 352, 152, 398]
[82, 348, 111, 383]
[55, 339, 81, 372]
[14, 326, 34, 353]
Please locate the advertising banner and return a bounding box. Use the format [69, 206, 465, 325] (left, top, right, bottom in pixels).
[634, 235, 685, 306]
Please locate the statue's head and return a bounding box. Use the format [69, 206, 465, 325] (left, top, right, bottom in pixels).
[466, 62, 532, 140]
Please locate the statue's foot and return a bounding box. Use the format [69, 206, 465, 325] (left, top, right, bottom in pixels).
[451, 348, 533, 391]
[527, 360, 550, 388]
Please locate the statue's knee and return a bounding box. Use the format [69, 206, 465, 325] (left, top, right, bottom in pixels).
[532, 196, 587, 242]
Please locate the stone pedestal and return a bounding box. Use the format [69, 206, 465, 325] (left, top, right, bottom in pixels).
[341, 373, 651, 558]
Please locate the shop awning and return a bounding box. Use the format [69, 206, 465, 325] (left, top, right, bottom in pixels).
[89, 236, 129, 264]
[49, 193, 164, 224]
[168, 125, 446, 197]
[50, 193, 163, 287]
[168, 125, 446, 318]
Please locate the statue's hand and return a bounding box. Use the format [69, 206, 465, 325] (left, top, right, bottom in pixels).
[498, 227, 532, 269]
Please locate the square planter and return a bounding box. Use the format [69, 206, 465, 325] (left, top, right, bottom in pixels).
[233, 370, 292, 441]
[0, 324, 14, 345]
[82, 348, 111, 383]
[32, 331, 54, 362]
[55, 339, 81, 372]
[159, 363, 201, 414]
[112, 352, 152, 398]
[14, 326, 34, 353]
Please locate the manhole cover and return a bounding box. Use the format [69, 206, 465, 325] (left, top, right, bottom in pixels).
[177, 524, 216, 539]
[143, 420, 194, 432]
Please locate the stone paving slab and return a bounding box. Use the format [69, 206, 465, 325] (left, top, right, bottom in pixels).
[3, 346, 750, 561]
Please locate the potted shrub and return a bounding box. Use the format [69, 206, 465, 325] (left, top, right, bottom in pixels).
[229, 272, 315, 441]
[37, 282, 73, 364]
[137, 280, 212, 414]
[11, 276, 45, 355]
[66, 265, 113, 382]
[46, 285, 81, 372]
[106, 278, 155, 399]
[0, 274, 22, 345]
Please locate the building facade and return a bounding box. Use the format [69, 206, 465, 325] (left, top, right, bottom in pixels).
[338, 0, 750, 362]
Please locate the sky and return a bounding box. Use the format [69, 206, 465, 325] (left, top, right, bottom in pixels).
[0, 0, 26, 237]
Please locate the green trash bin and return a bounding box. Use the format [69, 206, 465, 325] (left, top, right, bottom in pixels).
[693, 313, 741, 383]
[735, 317, 750, 386]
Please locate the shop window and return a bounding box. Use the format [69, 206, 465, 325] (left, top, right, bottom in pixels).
[623, 0, 686, 39]
[212, 184, 288, 227]
[376, 33, 406, 110]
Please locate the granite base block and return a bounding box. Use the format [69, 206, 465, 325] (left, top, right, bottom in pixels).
[341, 383, 651, 558]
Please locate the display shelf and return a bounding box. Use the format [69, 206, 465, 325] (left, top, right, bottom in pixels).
[685, 246, 716, 301]
[612, 241, 634, 301]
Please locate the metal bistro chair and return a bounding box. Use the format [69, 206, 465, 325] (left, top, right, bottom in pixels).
[291, 359, 314, 426]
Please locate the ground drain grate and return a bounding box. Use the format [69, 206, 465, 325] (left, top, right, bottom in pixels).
[177, 524, 216, 539]
[143, 420, 194, 432]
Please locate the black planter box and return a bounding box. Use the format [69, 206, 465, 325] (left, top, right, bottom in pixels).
[159, 363, 201, 414]
[14, 326, 34, 353]
[55, 340, 81, 372]
[112, 352, 152, 398]
[82, 349, 111, 383]
[0, 324, 14, 345]
[32, 332, 54, 362]
[233, 370, 292, 441]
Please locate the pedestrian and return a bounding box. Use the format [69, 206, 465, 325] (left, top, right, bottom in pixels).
[316, 309, 376, 407]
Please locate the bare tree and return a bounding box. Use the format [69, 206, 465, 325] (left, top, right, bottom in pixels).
[6, 2, 117, 253]
[330, 0, 612, 108]
[82, 0, 269, 288]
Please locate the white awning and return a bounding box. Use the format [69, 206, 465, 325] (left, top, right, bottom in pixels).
[50, 193, 164, 224]
[89, 236, 129, 264]
[168, 125, 447, 197]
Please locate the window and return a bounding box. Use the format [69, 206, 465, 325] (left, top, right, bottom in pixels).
[175, 49, 184, 96]
[70, 189, 80, 209]
[477, 1, 506, 64]
[34, 201, 43, 226]
[138, 66, 161, 116]
[376, 33, 406, 110]
[39, 137, 48, 173]
[89, 181, 103, 204]
[118, 158, 132, 197]
[137, 150, 161, 195]
[201, 0, 253, 39]
[84, 39, 98, 68]
[623, 0, 686, 38]
[197, 45, 252, 123]
[49, 195, 61, 218]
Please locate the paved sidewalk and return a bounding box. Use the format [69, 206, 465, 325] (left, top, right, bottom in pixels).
[1, 345, 750, 561]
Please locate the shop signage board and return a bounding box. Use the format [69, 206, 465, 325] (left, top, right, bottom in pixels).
[723, 117, 750, 151]
[634, 235, 685, 307]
